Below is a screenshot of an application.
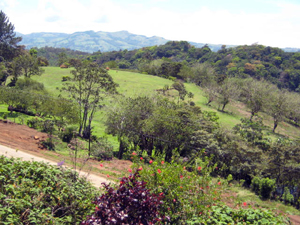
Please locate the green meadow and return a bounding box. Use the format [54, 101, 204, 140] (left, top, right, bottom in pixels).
[29, 66, 300, 144]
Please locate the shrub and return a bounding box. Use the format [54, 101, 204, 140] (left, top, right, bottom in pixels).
[251, 176, 276, 199]
[60, 125, 77, 143]
[90, 137, 114, 161]
[2, 112, 8, 120]
[260, 178, 276, 199]
[251, 176, 261, 195]
[0, 156, 97, 224]
[132, 154, 222, 223]
[62, 76, 71, 82]
[15, 78, 45, 92]
[282, 187, 294, 205]
[186, 205, 289, 224]
[27, 117, 41, 129]
[40, 138, 55, 150]
[81, 171, 165, 224]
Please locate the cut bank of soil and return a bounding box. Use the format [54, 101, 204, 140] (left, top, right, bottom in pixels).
[0, 119, 132, 179]
[0, 119, 47, 153]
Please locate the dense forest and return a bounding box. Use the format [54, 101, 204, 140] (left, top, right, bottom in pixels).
[33, 40, 300, 91]
[87, 41, 300, 92]
[1, 9, 300, 224]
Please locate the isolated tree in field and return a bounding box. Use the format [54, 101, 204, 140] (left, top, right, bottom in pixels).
[266, 90, 291, 133]
[58, 51, 68, 66]
[0, 11, 22, 61]
[7, 53, 44, 86]
[14, 53, 44, 78]
[203, 81, 219, 105]
[172, 80, 187, 103]
[217, 78, 240, 111]
[63, 62, 118, 137]
[190, 62, 216, 87]
[286, 92, 300, 126]
[241, 78, 272, 120]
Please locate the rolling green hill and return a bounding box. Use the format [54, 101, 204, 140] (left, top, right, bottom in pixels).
[32, 67, 300, 140]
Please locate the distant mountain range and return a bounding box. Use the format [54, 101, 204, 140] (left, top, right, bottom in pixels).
[17, 30, 300, 53]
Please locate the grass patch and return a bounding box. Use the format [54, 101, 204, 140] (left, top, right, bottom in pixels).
[30, 67, 300, 144]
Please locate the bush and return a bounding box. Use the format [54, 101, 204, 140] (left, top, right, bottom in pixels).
[132, 154, 222, 223]
[251, 176, 261, 195]
[251, 176, 276, 199]
[40, 138, 55, 150]
[81, 171, 165, 224]
[0, 156, 97, 224]
[60, 125, 77, 143]
[62, 76, 71, 82]
[282, 187, 294, 205]
[27, 117, 41, 129]
[90, 137, 114, 161]
[186, 205, 289, 224]
[15, 78, 45, 92]
[260, 178, 276, 199]
[2, 112, 8, 120]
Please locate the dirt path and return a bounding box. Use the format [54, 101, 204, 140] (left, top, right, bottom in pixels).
[0, 120, 113, 187]
[0, 143, 111, 187]
[289, 215, 300, 225]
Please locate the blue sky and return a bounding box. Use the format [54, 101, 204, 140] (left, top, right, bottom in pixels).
[1, 0, 300, 48]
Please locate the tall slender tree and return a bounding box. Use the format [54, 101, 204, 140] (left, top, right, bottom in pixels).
[0, 11, 22, 61]
[63, 62, 118, 138]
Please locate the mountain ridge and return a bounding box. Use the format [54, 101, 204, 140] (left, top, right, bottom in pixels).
[17, 30, 300, 53]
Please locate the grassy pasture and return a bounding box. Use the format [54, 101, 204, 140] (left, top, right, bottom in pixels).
[27, 66, 300, 142]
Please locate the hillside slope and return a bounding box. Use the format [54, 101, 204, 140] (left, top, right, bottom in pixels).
[18, 30, 235, 53]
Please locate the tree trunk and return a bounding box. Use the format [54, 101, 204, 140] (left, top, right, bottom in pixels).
[206, 100, 212, 105]
[272, 122, 278, 133]
[221, 102, 227, 111]
[250, 112, 254, 121]
[118, 138, 125, 159]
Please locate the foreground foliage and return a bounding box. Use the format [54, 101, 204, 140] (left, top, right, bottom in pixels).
[0, 156, 97, 224]
[82, 171, 164, 224]
[187, 205, 289, 225]
[130, 154, 289, 224]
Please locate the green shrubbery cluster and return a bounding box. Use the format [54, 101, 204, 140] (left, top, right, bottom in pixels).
[251, 176, 276, 199]
[186, 205, 288, 224]
[128, 153, 288, 224]
[0, 156, 97, 224]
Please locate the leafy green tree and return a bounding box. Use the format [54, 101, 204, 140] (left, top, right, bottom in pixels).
[240, 78, 272, 120]
[63, 61, 118, 138]
[0, 61, 9, 85]
[58, 51, 68, 66]
[105, 95, 214, 162]
[172, 81, 187, 103]
[190, 63, 216, 87]
[105, 95, 155, 159]
[217, 78, 240, 111]
[7, 53, 44, 86]
[14, 53, 44, 78]
[36, 56, 49, 66]
[266, 90, 291, 132]
[202, 81, 219, 105]
[0, 11, 22, 61]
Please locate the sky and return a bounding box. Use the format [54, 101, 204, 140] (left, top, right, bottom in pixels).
[1, 0, 300, 48]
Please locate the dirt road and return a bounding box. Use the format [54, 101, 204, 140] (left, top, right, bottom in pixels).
[0, 144, 111, 187]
